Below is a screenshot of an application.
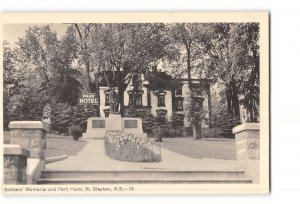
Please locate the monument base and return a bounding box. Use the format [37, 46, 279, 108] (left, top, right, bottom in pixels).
[83, 114, 146, 139]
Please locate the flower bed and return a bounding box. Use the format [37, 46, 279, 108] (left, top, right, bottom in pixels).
[104, 130, 161, 162]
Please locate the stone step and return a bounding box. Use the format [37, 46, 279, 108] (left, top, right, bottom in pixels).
[37, 177, 252, 184]
[40, 169, 245, 180]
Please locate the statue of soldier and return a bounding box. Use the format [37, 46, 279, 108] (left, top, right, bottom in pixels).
[109, 88, 117, 114]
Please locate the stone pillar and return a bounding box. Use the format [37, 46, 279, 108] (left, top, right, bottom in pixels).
[233, 123, 260, 183]
[4, 145, 30, 184]
[9, 121, 49, 159]
[9, 121, 49, 184]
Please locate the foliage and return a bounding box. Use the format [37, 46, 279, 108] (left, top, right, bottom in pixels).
[167, 127, 186, 138]
[228, 23, 260, 122]
[104, 130, 161, 162]
[124, 107, 154, 134]
[185, 95, 207, 126]
[68, 126, 83, 141]
[152, 126, 164, 142]
[15, 25, 81, 104]
[171, 113, 185, 127]
[42, 103, 51, 124]
[166, 114, 186, 138]
[3, 26, 83, 130]
[3, 23, 260, 134]
[209, 107, 240, 138]
[88, 23, 171, 115]
[50, 103, 97, 135]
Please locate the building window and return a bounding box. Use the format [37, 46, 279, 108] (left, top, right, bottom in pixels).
[175, 85, 182, 96]
[129, 90, 144, 107]
[158, 95, 165, 107]
[105, 93, 110, 106]
[128, 96, 132, 106]
[135, 94, 143, 107]
[191, 87, 203, 97]
[175, 99, 183, 111]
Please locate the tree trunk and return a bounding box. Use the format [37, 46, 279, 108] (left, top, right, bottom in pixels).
[74, 24, 92, 92]
[84, 57, 92, 92]
[231, 79, 240, 121]
[193, 124, 202, 140]
[117, 71, 125, 116]
[226, 85, 233, 118]
[187, 48, 192, 90]
[207, 84, 212, 128]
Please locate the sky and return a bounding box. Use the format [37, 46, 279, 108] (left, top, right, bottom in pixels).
[3, 23, 68, 47]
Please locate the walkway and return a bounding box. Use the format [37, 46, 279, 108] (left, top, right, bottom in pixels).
[46, 139, 241, 171]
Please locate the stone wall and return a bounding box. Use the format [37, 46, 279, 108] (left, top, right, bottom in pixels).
[7, 121, 49, 184]
[233, 123, 260, 183]
[4, 145, 30, 184]
[9, 121, 48, 159]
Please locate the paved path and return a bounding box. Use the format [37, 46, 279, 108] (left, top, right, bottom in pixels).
[46, 139, 241, 171]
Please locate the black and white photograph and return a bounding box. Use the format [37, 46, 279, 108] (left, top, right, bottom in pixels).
[1, 12, 269, 194]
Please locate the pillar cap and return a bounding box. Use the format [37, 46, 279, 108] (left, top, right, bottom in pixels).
[9, 121, 49, 132]
[232, 123, 260, 134]
[4, 144, 30, 157]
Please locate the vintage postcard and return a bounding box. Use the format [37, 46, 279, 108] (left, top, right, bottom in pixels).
[0, 12, 269, 195]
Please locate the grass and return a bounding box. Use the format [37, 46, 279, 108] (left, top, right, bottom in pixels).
[4, 130, 235, 160]
[153, 137, 236, 160]
[3, 131, 87, 158]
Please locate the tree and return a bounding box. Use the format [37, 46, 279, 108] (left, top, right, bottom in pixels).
[16, 26, 59, 87]
[50, 26, 82, 105]
[170, 23, 210, 139]
[3, 41, 20, 129]
[88, 23, 170, 115]
[3, 25, 83, 130]
[73, 23, 94, 92]
[184, 93, 207, 140]
[15, 25, 82, 106]
[192, 23, 260, 123]
[192, 23, 241, 122]
[170, 23, 203, 90]
[228, 23, 260, 122]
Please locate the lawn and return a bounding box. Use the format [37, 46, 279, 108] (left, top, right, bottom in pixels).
[4, 130, 236, 160]
[44, 134, 87, 157]
[3, 131, 87, 158]
[153, 137, 236, 160]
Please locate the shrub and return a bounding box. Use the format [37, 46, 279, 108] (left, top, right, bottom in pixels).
[152, 125, 167, 142]
[51, 103, 97, 135]
[210, 109, 240, 138]
[168, 127, 186, 138]
[104, 130, 161, 162]
[124, 107, 154, 134]
[68, 126, 83, 141]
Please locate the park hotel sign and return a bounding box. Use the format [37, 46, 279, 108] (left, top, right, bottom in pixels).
[79, 93, 99, 105]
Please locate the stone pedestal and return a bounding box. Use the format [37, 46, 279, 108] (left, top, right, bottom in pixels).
[8, 121, 49, 184]
[4, 145, 30, 184]
[107, 114, 123, 131]
[9, 121, 49, 159]
[233, 123, 260, 183]
[83, 115, 146, 139]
